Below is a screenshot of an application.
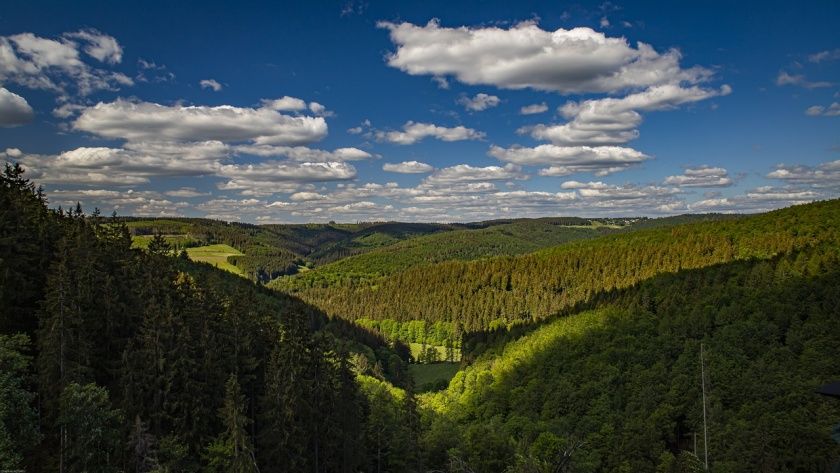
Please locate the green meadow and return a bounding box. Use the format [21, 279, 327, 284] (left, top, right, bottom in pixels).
[185, 244, 245, 276]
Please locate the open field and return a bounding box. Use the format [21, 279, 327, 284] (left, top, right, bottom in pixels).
[186, 244, 245, 276]
[409, 363, 460, 392]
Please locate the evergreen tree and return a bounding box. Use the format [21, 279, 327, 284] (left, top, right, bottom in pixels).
[58, 382, 123, 473]
[0, 334, 41, 470]
[204, 374, 258, 473]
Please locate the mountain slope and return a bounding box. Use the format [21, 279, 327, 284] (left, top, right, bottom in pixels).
[274, 200, 840, 331]
[419, 244, 840, 472]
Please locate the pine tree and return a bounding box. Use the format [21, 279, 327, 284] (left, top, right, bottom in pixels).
[204, 374, 259, 473]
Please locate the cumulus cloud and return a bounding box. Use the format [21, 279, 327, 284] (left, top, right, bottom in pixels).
[767, 159, 840, 187]
[375, 121, 485, 145]
[379, 19, 712, 94]
[458, 93, 500, 111]
[776, 71, 832, 89]
[489, 144, 648, 176]
[308, 101, 333, 117]
[520, 103, 548, 115]
[0, 31, 132, 96]
[423, 163, 526, 186]
[0, 87, 34, 126]
[200, 79, 223, 91]
[690, 186, 822, 213]
[664, 166, 733, 187]
[523, 84, 730, 146]
[64, 29, 123, 64]
[805, 103, 840, 117]
[73, 99, 328, 145]
[560, 180, 683, 212]
[383, 161, 435, 173]
[218, 161, 356, 185]
[15, 141, 230, 185]
[262, 96, 307, 111]
[235, 145, 374, 161]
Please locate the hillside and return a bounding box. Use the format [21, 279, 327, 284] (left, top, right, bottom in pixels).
[125, 217, 455, 281]
[418, 244, 840, 471]
[4, 163, 840, 472]
[273, 200, 840, 332]
[0, 166, 417, 472]
[271, 218, 624, 289]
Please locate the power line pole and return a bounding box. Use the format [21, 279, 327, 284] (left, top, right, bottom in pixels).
[700, 342, 710, 470]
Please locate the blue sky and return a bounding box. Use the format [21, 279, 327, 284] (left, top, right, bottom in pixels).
[1, 0, 838, 222]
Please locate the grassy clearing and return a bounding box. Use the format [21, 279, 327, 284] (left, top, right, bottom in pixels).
[186, 244, 245, 276]
[409, 363, 460, 392]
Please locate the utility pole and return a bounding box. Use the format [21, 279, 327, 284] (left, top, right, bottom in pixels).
[700, 342, 710, 470]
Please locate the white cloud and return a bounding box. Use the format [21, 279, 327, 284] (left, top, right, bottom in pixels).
[16, 141, 230, 185]
[73, 99, 328, 145]
[375, 121, 484, 145]
[164, 187, 209, 198]
[0, 31, 132, 96]
[808, 49, 840, 63]
[218, 161, 356, 184]
[235, 145, 374, 161]
[290, 191, 328, 201]
[262, 96, 307, 111]
[776, 71, 832, 89]
[47, 188, 188, 217]
[308, 101, 333, 116]
[458, 93, 500, 111]
[559, 180, 682, 212]
[0, 87, 34, 127]
[600, 17, 610, 28]
[664, 166, 733, 187]
[423, 163, 525, 186]
[767, 159, 840, 187]
[64, 29, 123, 64]
[690, 186, 822, 213]
[523, 84, 730, 146]
[805, 102, 840, 117]
[382, 161, 435, 174]
[52, 102, 86, 118]
[200, 79, 223, 91]
[329, 201, 394, 214]
[379, 19, 712, 94]
[520, 102, 548, 115]
[489, 144, 648, 176]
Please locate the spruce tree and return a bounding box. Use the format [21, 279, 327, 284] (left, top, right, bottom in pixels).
[204, 374, 258, 473]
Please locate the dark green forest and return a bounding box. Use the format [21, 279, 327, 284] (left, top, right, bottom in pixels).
[0, 165, 421, 472]
[2, 164, 839, 472]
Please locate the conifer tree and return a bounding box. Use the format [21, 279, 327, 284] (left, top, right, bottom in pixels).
[204, 374, 258, 473]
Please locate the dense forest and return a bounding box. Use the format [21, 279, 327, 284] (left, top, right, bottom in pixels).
[2, 163, 839, 471]
[417, 244, 840, 471]
[275, 201, 840, 331]
[0, 165, 421, 472]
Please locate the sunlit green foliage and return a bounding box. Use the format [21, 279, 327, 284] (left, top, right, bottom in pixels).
[419, 244, 840, 472]
[281, 201, 840, 331]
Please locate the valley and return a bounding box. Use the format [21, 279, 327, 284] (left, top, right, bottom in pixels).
[2, 167, 838, 472]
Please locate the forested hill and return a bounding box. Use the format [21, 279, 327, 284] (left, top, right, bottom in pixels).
[274, 199, 840, 331]
[418, 243, 840, 471]
[126, 217, 458, 281]
[0, 164, 419, 472]
[270, 218, 624, 288]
